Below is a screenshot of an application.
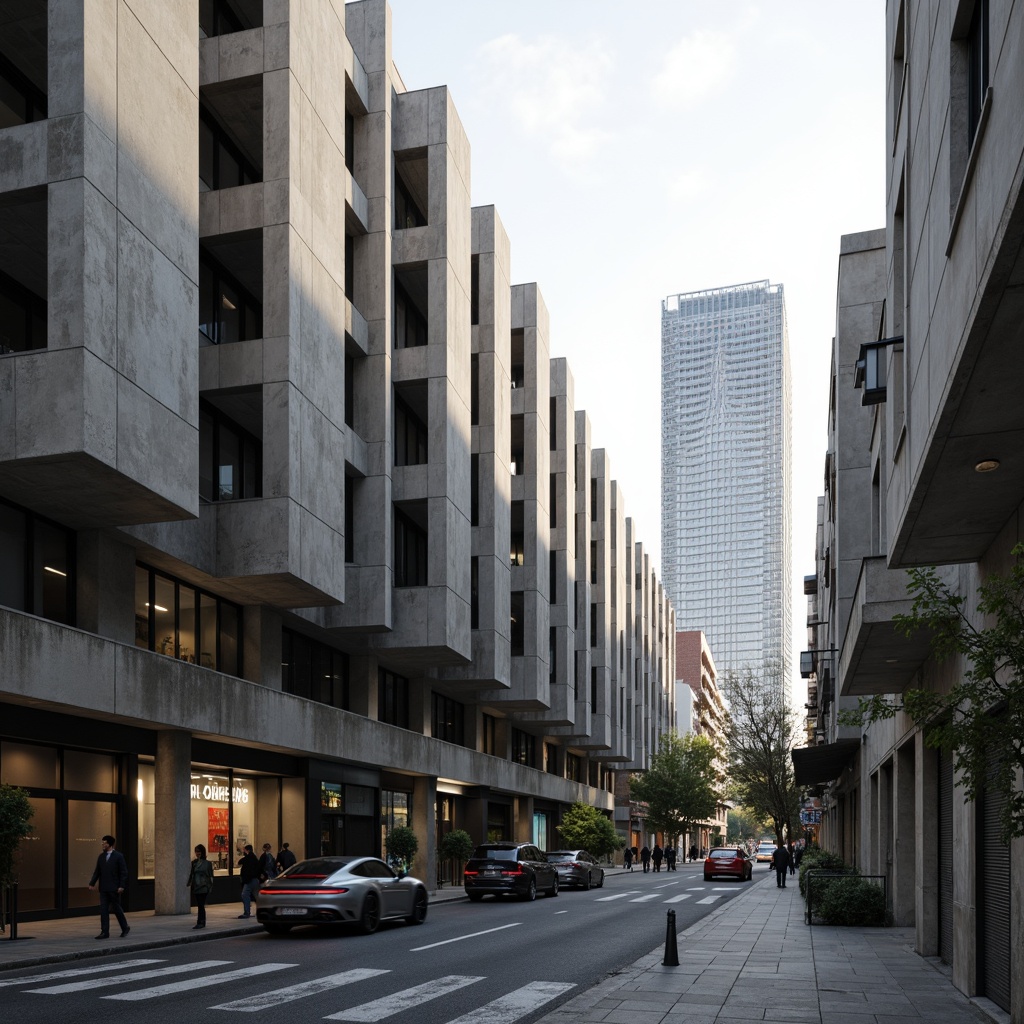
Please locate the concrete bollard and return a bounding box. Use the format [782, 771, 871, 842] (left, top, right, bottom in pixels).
[662, 908, 679, 966]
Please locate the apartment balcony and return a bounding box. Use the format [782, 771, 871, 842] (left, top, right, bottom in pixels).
[838, 555, 953, 696]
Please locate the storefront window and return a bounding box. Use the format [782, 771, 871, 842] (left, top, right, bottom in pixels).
[0, 740, 58, 788]
[64, 750, 116, 793]
[13, 796, 54, 911]
[137, 762, 156, 879]
[67, 799, 116, 908]
[381, 790, 410, 868]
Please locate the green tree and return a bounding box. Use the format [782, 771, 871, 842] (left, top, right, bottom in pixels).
[841, 548, 1024, 842]
[726, 804, 768, 844]
[437, 829, 475, 887]
[629, 732, 720, 846]
[722, 666, 801, 844]
[384, 825, 419, 873]
[0, 784, 33, 933]
[555, 802, 624, 858]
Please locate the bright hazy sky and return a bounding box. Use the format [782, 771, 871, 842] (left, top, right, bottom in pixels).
[385, 1, 887, 696]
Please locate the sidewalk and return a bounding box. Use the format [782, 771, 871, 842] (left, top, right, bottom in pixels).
[534, 875, 1003, 1024]
[0, 874, 1004, 1024]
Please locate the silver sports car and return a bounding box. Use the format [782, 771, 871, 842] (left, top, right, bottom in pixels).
[256, 856, 429, 935]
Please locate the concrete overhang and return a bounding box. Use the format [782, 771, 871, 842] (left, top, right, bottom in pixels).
[891, 191, 1024, 567]
[838, 556, 947, 696]
[792, 739, 860, 786]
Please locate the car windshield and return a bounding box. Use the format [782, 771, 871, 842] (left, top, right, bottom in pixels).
[545, 852, 578, 861]
[709, 849, 738, 858]
[471, 847, 518, 861]
[758, 845, 775, 853]
[282, 857, 354, 877]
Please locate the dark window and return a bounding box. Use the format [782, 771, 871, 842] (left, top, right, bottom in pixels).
[394, 506, 428, 587]
[281, 628, 349, 709]
[199, 0, 259, 37]
[566, 753, 582, 782]
[549, 551, 557, 603]
[549, 626, 556, 684]
[198, 247, 262, 345]
[344, 474, 355, 563]
[0, 497, 74, 626]
[378, 669, 409, 728]
[510, 415, 524, 476]
[199, 105, 261, 192]
[199, 399, 261, 502]
[510, 502, 525, 567]
[0, 266, 46, 354]
[967, 0, 989, 144]
[544, 742, 558, 775]
[590, 479, 597, 521]
[470, 355, 480, 425]
[345, 110, 355, 174]
[591, 603, 598, 646]
[482, 713, 497, 756]
[432, 693, 465, 744]
[471, 454, 479, 526]
[394, 279, 427, 349]
[550, 474, 557, 528]
[345, 232, 355, 298]
[574, 651, 581, 699]
[550, 397, 557, 451]
[511, 728, 535, 768]
[470, 556, 479, 629]
[394, 391, 428, 466]
[510, 591, 525, 656]
[471, 254, 479, 326]
[590, 540, 597, 585]
[510, 329, 524, 389]
[134, 563, 241, 675]
[591, 667, 597, 707]
[345, 354, 355, 429]
[0, 50, 47, 128]
[394, 173, 426, 230]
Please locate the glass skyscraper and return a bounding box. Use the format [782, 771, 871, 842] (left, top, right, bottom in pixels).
[661, 280, 792, 696]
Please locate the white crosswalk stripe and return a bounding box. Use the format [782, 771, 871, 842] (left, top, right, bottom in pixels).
[594, 891, 640, 901]
[210, 968, 390, 1012]
[102, 963, 297, 1001]
[627, 894, 661, 903]
[441, 981, 576, 1024]
[695, 895, 722, 905]
[29, 961, 233, 994]
[0, 960, 164, 988]
[663, 894, 691, 903]
[325, 974, 484, 1021]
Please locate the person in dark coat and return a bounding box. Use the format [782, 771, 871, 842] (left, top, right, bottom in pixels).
[665, 846, 677, 871]
[787, 841, 797, 876]
[623, 846, 633, 871]
[237, 844, 261, 918]
[276, 842, 297, 874]
[259, 843, 278, 880]
[186, 843, 215, 929]
[771, 842, 791, 888]
[640, 845, 651, 873]
[689, 844, 699, 862]
[651, 844, 664, 872]
[88, 834, 129, 939]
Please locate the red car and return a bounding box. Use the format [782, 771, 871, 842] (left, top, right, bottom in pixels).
[704, 847, 752, 882]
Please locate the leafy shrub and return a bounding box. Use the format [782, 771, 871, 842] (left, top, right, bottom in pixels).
[798, 849, 849, 898]
[814, 875, 887, 926]
[385, 826, 419, 871]
[439, 829, 474, 865]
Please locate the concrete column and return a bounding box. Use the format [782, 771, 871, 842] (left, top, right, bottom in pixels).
[893, 741, 916, 927]
[916, 732, 939, 955]
[154, 730, 191, 915]
[412, 775, 437, 888]
[514, 795, 534, 843]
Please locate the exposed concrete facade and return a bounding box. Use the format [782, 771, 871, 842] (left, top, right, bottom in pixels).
[0, 0, 673, 918]
[799, 3, 1024, 1017]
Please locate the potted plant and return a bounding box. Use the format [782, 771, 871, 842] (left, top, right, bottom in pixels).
[385, 825, 419, 875]
[0, 784, 33, 933]
[438, 829, 475, 887]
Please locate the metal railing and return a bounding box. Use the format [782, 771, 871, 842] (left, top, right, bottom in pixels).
[804, 869, 887, 926]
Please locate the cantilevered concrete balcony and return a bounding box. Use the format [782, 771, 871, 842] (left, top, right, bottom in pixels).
[838, 555, 952, 696]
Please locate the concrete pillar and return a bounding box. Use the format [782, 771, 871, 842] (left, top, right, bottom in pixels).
[514, 795, 534, 843]
[154, 730, 191, 915]
[893, 741, 916, 927]
[412, 775, 437, 888]
[916, 732, 939, 955]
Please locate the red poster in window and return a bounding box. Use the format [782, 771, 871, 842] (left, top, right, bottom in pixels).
[209, 808, 230, 853]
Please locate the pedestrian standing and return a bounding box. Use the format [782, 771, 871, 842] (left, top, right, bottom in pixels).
[276, 842, 297, 874]
[88, 835, 130, 939]
[665, 846, 676, 871]
[652, 844, 663, 872]
[689, 843, 698, 863]
[259, 843, 277, 880]
[787, 841, 797, 876]
[771, 842, 791, 888]
[237, 843, 261, 918]
[186, 843, 215, 929]
[640, 845, 651, 873]
[623, 846, 633, 871]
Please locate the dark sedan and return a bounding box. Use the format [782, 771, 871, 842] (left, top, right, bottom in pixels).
[463, 842, 559, 901]
[703, 847, 753, 882]
[256, 856, 429, 934]
[545, 849, 605, 890]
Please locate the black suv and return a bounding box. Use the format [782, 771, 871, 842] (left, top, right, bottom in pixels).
[463, 843, 559, 902]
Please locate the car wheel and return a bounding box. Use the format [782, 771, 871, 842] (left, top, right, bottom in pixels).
[360, 892, 381, 934]
[597, 870, 605, 888]
[406, 887, 428, 925]
[582, 872, 591, 891]
[547, 874, 559, 897]
[262, 923, 292, 936]
[468, 892, 484, 902]
[519, 878, 537, 902]
[704, 874, 712, 882]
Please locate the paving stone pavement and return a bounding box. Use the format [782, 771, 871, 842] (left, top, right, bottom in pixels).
[532, 875, 1005, 1024]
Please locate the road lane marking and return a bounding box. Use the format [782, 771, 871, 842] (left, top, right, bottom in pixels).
[442, 981, 576, 1024]
[594, 891, 640, 901]
[655, 882, 679, 889]
[29, 961, 233, 994]
[325, 975, 484, 1021]
[695, 895, 722, 905]
[713, 887, 740, 891]
[686, 887, 706, 891]
[554, 910, 568, 914]
[103, 964, 296, 1001]
[663, 894, 692, 903]
[211, 968, 389, 1011]
[0, 960, 164, 988]
[628, 895, 661, 903]
[410, 922, 521, 952]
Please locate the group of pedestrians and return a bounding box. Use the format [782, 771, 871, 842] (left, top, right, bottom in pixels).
[627, 843, 679, 873]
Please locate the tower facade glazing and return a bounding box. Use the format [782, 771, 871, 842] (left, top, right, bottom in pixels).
[661, 280, 792, 695]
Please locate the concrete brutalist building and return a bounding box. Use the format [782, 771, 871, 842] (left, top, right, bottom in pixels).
[0, 0, 674, 920]
[796, 1, 1024, 1017]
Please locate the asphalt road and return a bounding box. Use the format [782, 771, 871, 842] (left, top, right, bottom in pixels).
[1, 865, 776, 1024]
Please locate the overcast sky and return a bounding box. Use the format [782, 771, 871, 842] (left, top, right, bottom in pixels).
[384, 1, 887, 698]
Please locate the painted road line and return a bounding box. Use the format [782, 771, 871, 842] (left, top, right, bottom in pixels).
[443, 981, 576, 1024]
[211, 969, 390, 1012]
[0, 961, 165, 988]
[663, 894, 692, 903]
[594, 891, 640, 902]
[628, 894, 661, 903]
[713, 887, 740, 891]
[695, 895, 722, 905]
[29, 961, 233, 994]
[103, 964, 297, 1001]
[410, 922, 521, 952]
[325, 975, 484, 1021]
[655, 882, 679, 889]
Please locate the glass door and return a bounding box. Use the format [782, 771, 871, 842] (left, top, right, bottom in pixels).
[67, 799, 116, 909]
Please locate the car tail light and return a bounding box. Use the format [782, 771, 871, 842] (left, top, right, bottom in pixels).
[463, 870, 478, 877]
[264, 887, 349, 895]
[500, 863, 524, 876]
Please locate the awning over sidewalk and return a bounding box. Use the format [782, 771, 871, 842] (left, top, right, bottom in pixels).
[791, 739, 860, 785]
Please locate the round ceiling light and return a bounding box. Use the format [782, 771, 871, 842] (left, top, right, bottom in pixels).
[974, 459, 1000, 473]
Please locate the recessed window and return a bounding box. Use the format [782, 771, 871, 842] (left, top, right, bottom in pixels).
[394, 387, 428, 466]
[432, 693, 465, 745]
[281, 627, 349, 709]
[482, 713, 498, 756]
[470, 255, 479, 326]
[394, 274, 427, 349]
[394, 504, 427, 587]
[0, 4, 47, 129]
[199, 397, 262, 502]
[394, 149, 427, 229]
[199, 104, 261, 192]
[199, 0, 261, 38]
[199, 245, 262, 346]
[0, 497, 74, 626]
[0, 266, 46, 354]
[511, 728, 535, 768]
[378, 669, 409, 728]
[510, 591, 525, 656]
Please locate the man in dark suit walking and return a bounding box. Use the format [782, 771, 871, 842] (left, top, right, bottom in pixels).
[88, 834, 130, 939]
